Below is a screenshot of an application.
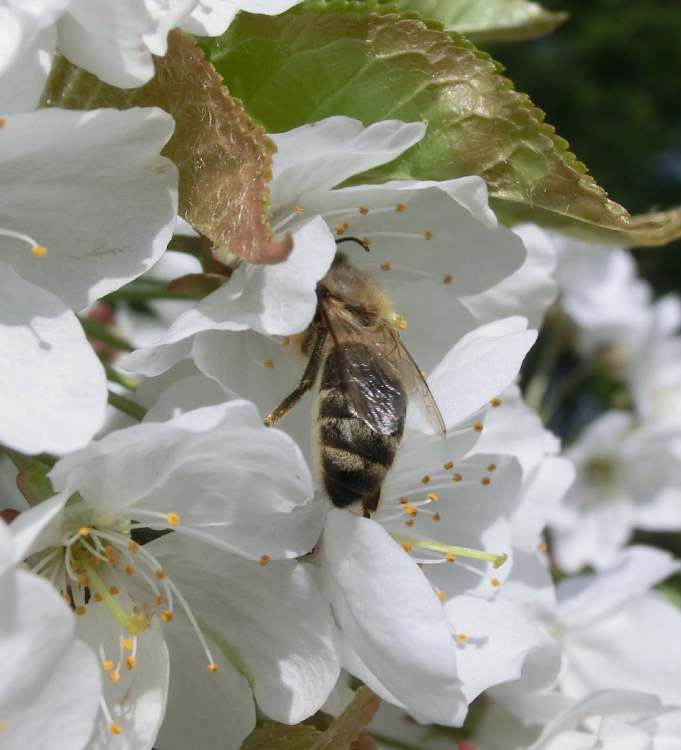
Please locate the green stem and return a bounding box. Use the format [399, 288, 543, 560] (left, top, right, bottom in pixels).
[105, 365, 139, 391]
[79, 317, 134, 352]
[108, 391, 146, 421]
[105, 285, 193, 302]
[524, 334, 563, 412]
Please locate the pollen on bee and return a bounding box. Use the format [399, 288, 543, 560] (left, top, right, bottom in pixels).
[395, 201, 407, 212]
[358, 205, 369, 215]
[426, 492, 439, 503]
[75, 606, 87, 616]
[259, 554, 272, 566]
[401, 542, 413, 553]
[110, 724, 123, 736]
[125, 564, 135, 576]
[31, 244, 48, 258]
[166, 512, 181, 526]
[161, 610, 173, 623]
[335, 223, 349, 235]
[423, 230, 433, 241]
[491, 398, 502, 408]
[481, 477, 491, 486]
[380, 261, 391, 271]
[452, 473, 463, 482]
[420, 474, 431, 485]
[491, 577, 501, 588]
[263, 359, 275, 369]
[443, 461, 454, 470]
[442, 274, 453, 285]
[486, 463, 497, 472]
[436, 590, 446, 602]
[445, 552, 456, 563]
[473, 421, 484, 432]
[207, 663, 220, 673]
[402, 502, 418, 517]
[109, 671, 121, 684]
[126, 656, 137, 670]
[102, 660, 114, 671]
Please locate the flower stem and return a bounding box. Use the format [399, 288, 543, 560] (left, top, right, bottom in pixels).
[391, 534, 508, 569]
[79, 316, 134, 352]
[105, 365, 138, 391]
[108, 391, 146, 421]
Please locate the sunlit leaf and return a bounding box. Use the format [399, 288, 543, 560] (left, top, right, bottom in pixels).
[206, 9, 681, 247]
[42, 30, 291, 264]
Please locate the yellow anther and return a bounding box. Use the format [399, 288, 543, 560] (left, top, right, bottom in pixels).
[437, 590, 446, 602]
[442, 274, 453, 285]
[420, 474, 431, 485]
[293, 205, 304, 214]
[445, 552, 456, 563]
[126, 656, 137, 670]
[360, 235, 371, 249]
[155, 569, 167, 580]
[401, 542, 413, 553]
[125, 613, 150, 636]
[380, 261, 391, 271]
[395, 202, 406, 212]
[473, 421, 484, 432]
[110, 724, 122, 736]
[481, 477, 491, 486]
[154, 595, 164, 605]
[491, 577, 501, 588]
[109, 586, 119, 595]
[491, 398, 502, 408]
[128, 540, 139, 553]
[109, 671, 121, 684]
[402, 502, 418, 517]
[423, 230, 433, 241]
[426, 492, 439, 503]
[399, 497, 409, 504]
[207, 663, 220, 673]
[452, 473, 463, 482]
[75, 606, 86, 616]
[31, 244, 48, 258]
[457, 633, 469, 642]
[166, 512, 181, 526]
[538, 542, 548, 552]
[63, 593, 72, 606]
[486, 463, 497, 472]
[263, 359, 274, 369]
[76, 574, 89, 586]
[124, 564, 135, 576]
[443, 461, 454, 470]
[335, 223, 349, 235]
[259, 554, 272, 566]
[102, 660, 114, 672]
[161, 610, 173, 623]
[120, 639, 132, 653]
[78, 526, 91, 537]
[358, 205, 369, 215]
[93, 593, 103, 603]
[0, 117, 6, 129]
[432, 512, 441, 523]
[405, 519, 414, 528]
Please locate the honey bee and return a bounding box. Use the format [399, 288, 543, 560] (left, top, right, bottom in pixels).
[265, 239, 445, 517]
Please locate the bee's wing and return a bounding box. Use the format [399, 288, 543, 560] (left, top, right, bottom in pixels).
[319, 300, 407, 436]
[379, 322, 446, 437]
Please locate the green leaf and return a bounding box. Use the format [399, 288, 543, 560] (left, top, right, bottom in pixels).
[41, 30, 291, 264]
[206, 9, 681, 247]
[241, 688, 381, 750]
[300, 0, 568, 43]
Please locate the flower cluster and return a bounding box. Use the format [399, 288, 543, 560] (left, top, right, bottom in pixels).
[1, 4, 680, 750]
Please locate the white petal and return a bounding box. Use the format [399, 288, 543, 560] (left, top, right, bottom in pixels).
[0, 570, 101, 750]
[556, 545, 681, 628]
[77, 607, 169, 750]
[409, 318, 537, 433]
[0, 0, 68, 76]
[51, 401, 323, 559]
[0, 263, 107, 454]
[155, 621, 256, 750]
[58, 0, 194, 88]
[0, 25, 56, 112]
[8, 492, 69, 562]
[181, 0, 303, 36]
[321, 510, 466, 725]
[270, 117, 426, 206]
[121, 216, 335, 373]
[150, 536, 340, 724]
[1, 107, 177, 310]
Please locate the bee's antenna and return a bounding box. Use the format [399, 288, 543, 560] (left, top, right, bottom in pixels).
[335, 236, 370, 252]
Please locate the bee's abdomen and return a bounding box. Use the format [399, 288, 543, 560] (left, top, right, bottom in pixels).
[317, 348, 405, 510]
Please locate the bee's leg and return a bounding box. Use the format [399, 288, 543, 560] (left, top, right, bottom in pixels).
[264, 327, 328, 426]
[362, 490, 381, 519]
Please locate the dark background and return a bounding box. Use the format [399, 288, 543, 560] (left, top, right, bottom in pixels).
[488, 0, 681, 293]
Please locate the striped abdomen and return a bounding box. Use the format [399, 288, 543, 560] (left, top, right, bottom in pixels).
[317, 345, 406, 512]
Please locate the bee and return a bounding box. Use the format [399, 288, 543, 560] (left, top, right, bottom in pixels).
[264, 239, 445, 517]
